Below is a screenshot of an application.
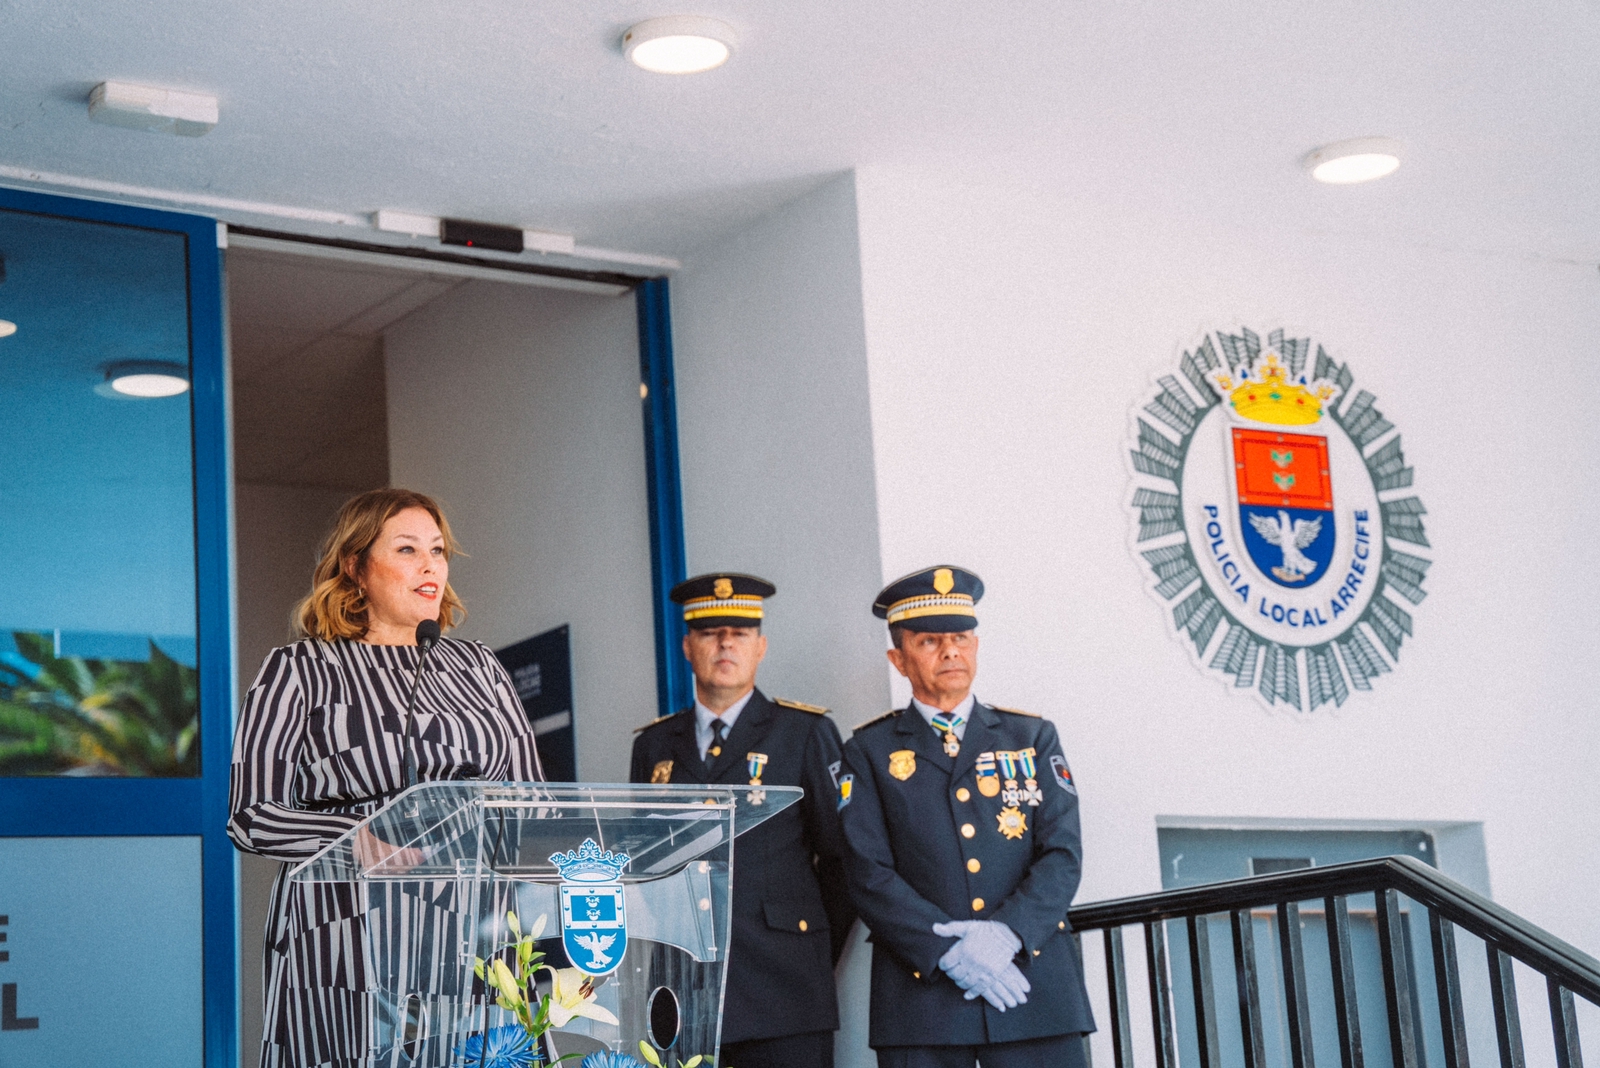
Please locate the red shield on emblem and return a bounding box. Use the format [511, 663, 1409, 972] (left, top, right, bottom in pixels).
[1232, 428, 1336, 587]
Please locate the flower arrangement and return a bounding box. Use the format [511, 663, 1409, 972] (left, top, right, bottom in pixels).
[461, 911, 622, 1067]
[636, 1042, 707, 1068]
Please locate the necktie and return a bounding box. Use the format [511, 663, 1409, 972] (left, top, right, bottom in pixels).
[930, 712, 964, 758]
[706, 718, 728, 766]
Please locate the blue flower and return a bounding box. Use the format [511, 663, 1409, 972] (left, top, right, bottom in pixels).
[581, 1051, 649, 1068]
[457, 1025, 539, 1068]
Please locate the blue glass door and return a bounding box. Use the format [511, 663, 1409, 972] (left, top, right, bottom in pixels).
[0, 187, 232, 1066]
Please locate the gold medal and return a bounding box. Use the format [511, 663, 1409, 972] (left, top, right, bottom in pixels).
[650, 760, 673, 784]
[889, 749, 917, 781]
[942, 732, 960, 758]
[978, 776, 1001, 797]
[997, 806, 1027, 840]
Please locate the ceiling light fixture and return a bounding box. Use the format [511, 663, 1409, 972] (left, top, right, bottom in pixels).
[1303, 138, 1403, 184]
[95, 361, 190, 399]
[623, 16, 736, 74]
[0, 321, 15, 339]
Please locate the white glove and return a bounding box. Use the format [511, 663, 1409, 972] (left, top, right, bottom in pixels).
[932, 920, 1029, 1009]
[966, 962, 1032, 1011]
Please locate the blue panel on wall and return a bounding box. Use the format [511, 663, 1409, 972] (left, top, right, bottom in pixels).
[0, 836, 204, 1066]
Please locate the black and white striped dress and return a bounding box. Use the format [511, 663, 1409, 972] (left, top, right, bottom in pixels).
[228, 637, 544, 1068]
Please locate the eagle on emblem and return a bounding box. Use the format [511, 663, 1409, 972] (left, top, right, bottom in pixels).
[573, 932, 617, 970]
[1247, 509, 1324, 583]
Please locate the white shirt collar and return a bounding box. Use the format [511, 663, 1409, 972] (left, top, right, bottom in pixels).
[694, 688, 756, 759]
[911, 693, 976, 740]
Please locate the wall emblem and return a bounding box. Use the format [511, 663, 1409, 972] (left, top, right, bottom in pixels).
[1127, 328, 1430, 711]
[550, 838, 630, 976]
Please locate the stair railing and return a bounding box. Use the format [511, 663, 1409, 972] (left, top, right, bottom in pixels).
[1066, 855, 1599, 1068]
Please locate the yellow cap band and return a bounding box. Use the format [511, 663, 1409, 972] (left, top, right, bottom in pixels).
[683, 595, 765, 622]
[885, 594, 976, 625]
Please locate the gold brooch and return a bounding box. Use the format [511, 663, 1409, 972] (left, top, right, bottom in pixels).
[997, 806, 1027, 840]
[650, 760, 673, 784]
[888, 749, 917, 781]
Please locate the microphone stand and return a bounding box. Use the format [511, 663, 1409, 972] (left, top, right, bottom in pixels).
[401, 619, 442, 807]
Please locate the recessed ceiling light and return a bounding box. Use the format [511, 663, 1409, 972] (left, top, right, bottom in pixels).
[0, 320, 15, 338]
[623, 16, 736, 74]
[1303, 138, 1403, 184]
[95, 361, 190, 399]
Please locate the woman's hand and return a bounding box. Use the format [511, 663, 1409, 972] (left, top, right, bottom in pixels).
[353, 824, 426, 874]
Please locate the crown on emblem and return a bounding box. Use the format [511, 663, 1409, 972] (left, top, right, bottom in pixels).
[1208, 352, 1341, 427]
[548, 838, 631, 883]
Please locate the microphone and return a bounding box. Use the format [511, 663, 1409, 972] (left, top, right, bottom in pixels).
[401, 619, 442, 790]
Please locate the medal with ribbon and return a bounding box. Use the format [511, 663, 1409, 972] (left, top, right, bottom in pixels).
[996, 750, 1022, 807]
[1018, 747, 1043, 807]
[975, 752, 1000, 797]
[747, 752, 769, 805]
[930, 711, 963, 758]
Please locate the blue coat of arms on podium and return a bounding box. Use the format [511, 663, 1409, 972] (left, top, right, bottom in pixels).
[549, 838, 631, 977]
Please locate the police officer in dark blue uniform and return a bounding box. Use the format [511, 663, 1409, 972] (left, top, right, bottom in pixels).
[630, 573, 855, 1068]
[837, 566, 1094, 1068]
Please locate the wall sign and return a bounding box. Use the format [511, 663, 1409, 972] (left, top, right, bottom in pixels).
[496, 624, 577, 781]
[1127, 327, 1430, 711]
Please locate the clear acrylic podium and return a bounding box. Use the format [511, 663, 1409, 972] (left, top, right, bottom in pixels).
[289, 782, 801, 1067]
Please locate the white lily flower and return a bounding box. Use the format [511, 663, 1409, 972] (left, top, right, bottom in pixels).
[527, 913, 548, 940]
[543, 966, 619, 1028]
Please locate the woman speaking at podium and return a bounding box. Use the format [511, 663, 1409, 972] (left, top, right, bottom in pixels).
[228, 488, 544, 1068]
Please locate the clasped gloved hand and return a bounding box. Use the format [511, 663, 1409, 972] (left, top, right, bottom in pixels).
[932, 920, 1031, 1011]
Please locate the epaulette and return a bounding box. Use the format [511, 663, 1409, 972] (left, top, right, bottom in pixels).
[852, 709, 900, 732]
[991, 705, 1042, 718]
[633, 710, 688, 734]
[775, 698, 830, 715]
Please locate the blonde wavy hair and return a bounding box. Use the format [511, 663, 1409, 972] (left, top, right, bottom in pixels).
[293, 488, 467, 641]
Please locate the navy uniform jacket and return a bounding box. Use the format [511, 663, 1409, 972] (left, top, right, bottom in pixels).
[629, 689, 855, 1044]
[838, 701, 1095, 1048]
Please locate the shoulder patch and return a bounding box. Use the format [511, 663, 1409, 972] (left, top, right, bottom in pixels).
[991, 705, 1042, 718]
[633, 710, 689, 734]
[852, 709, 900, 732]
[775, 698, 830, 715]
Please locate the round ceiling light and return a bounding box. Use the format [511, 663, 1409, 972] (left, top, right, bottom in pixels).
[95, 361, 190, 399]
[0, 320, 16, 338]
[1303, 137, 1403, 184]
[623, 16, 736, 74]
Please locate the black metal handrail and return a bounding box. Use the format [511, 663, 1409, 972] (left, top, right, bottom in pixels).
[1065, 855, 1598, 1068]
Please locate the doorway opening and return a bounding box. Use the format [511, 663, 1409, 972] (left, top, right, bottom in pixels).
[225, 239, 668, 1062]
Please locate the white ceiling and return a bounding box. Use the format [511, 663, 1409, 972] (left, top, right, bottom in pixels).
[2, 0, 1597, 261]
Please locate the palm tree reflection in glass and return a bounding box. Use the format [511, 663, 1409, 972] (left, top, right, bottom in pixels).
[0, 631, 199, 776]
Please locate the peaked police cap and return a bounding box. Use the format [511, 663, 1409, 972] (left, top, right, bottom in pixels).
[872, 565, 983, 632]
[670, 573, 776, 629]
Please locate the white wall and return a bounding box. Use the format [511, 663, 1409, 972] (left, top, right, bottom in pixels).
[385, 281, 657, 783]
[851, 161, 1600, 973]
[671, 173, 889, 1068]
[672, 173, 891, 720]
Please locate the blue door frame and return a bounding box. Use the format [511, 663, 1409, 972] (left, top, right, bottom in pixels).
[636, 277, 693, 718]
[0, 186, 235, 1065]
